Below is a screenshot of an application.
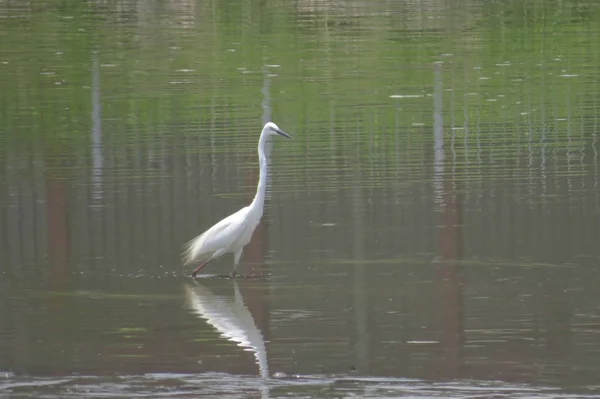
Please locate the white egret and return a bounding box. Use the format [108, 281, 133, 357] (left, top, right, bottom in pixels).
[183, 122, 291, 278]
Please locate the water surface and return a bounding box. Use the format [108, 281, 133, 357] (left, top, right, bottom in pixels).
[1, 0, 600, 397]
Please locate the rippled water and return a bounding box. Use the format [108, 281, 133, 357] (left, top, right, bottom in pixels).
[2, 0, 600, 397]
[4, 372, 600, 399]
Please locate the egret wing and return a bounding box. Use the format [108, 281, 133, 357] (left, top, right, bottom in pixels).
[182, 207, 249, 265]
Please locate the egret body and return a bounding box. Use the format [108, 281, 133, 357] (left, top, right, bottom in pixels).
[183, 122, 291, 277]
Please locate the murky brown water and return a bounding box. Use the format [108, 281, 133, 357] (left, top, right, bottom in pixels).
[2, 0, 600, 397]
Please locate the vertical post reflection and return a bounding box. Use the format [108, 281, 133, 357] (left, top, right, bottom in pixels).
[91, 50, 103, 202]
[240, 64, 273, 351]
[261, 63, 274, 182]
[594, 87, 599, 210]
[433, 62, 464, 379]
[540, 74, 548, 209]
[44, 144, 71, 372]
[45, 151, 70, 283]
[243, 64, 270, 278]
[352, 133, 369, 374]
[433, 62, 445, 205]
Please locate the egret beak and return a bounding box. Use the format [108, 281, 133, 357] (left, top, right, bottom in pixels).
[274, 128, 292, 139]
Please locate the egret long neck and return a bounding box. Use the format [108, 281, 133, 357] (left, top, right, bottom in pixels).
[250, 135, 269, 212]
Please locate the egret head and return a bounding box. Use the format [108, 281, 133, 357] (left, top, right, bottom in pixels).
[263, 122, 292, 139]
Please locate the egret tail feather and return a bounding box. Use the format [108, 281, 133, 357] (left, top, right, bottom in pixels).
[182, 231, 209, 266]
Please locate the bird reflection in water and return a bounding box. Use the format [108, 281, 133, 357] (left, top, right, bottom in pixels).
[183, 279, 269, 380]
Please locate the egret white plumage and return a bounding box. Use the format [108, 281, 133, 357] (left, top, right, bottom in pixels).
[183, 122, 291, 278]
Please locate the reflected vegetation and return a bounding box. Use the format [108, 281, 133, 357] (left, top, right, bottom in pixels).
[1, 0, 600, 397]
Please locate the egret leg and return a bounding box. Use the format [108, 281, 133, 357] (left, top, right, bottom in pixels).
[191, 248, 228, 278]
[231, 249, 243, 278]
[191, 260, 210, 278]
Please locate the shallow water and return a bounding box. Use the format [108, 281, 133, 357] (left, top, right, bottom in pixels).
[3, 372, 600, 399]
[2, 0, 600, 397]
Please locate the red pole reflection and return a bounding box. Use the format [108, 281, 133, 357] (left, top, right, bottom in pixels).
[45, 151, 70, 288]
[241, 151, 270, 341]
[44, 148, 71, 374]
[436, 178, 464, 379]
